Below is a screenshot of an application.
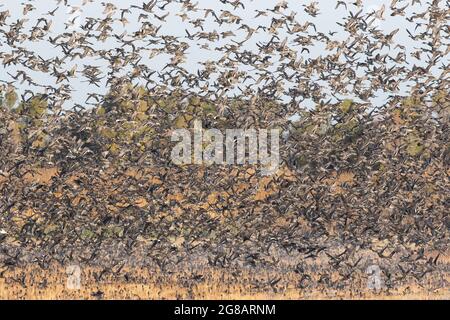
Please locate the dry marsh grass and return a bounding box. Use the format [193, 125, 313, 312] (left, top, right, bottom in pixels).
[0, 265, 448, 300]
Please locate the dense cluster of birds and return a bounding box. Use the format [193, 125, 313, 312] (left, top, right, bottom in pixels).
[0, 0, 448, 296]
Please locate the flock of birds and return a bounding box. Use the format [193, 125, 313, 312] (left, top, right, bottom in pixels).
[0, 0, 448, 297]
[0, 0, 446, 111]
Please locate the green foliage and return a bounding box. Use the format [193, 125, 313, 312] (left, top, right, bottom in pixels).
[96, 85, 159, 156]
[5, 87, 18, 109]
[16, 95, 48, 119]
[339, 99, 353, 114]
[81, 228, 96, 240]
[103, 226, 124, 238]
[406, 132, 424, 157]
[333, 117, 363, 143]
[173, 113, 193, 129]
